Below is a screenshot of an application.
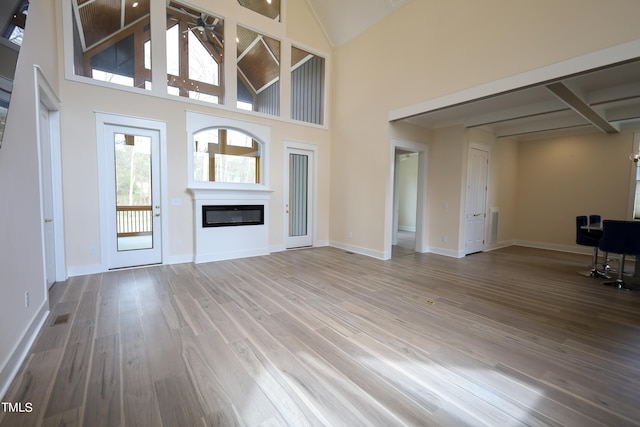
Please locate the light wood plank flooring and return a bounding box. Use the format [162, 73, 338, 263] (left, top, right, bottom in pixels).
[1, 246, 640, 426]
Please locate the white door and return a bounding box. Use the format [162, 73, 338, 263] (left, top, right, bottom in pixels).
[285, 147, 314, 248]
[104, 124, 162, 268]
[465, 146, 489, 255]
[39, 102, 56, 287]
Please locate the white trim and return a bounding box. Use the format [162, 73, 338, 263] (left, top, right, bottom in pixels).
[34, 66, 67, 283]
[330, 241, 388, 260]
[61, 0, 329, 131]
[186, 111, 271, 191]
[389, 39, 640, 122]
[283, 140, 319, 249]
[387, 138, 429, 259]
[462, 142, 491, 255]
[95, 113, 169, 271]
[0, 301, 49, 400]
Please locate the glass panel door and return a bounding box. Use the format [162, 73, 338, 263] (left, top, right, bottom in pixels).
[105, 124, 162, 268]
[285, 147, 314, 248]
[114, 133, 153, 251]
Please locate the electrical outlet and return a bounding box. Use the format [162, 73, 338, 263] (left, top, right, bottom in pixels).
[24, 291, 29, 308]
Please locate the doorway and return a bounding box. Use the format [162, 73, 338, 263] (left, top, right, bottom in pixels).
[97, 114, 167, 270]
[284, 142, 316, 249]
[393, 150, 418, 256]
[36, 69, 65, 288]
[464, 144, 490, 255]
[388, 139, 428, 259]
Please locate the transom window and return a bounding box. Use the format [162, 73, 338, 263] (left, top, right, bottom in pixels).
[193, 128, 262, 184]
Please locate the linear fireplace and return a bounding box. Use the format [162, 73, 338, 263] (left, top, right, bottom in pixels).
[202, 205, 264, 227]
[189, 188, 271, 263]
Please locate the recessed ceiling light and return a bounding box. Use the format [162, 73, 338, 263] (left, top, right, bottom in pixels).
[132, 2, 139, 7]
[266, 0, 272, 4]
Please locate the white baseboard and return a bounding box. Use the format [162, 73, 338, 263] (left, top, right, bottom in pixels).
[329, 241, 388, 260]
[428, 246, 466, 258]
[194, 248, 270, 264]
[0, 301, 49, 400]
[67, 263, 104, 277]
[165, 254, 193, 265]
[514, 240, 593, 255]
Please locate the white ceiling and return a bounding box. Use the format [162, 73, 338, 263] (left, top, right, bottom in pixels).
[397, 59, 640, 141]
[305, 0, 410, 47]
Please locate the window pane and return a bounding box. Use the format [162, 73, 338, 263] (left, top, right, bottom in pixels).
[237, 0, 281, 22]
[193, 128, 260, 184]
[166, 2, 224, 104]
[227, 130, 253, 147]
[215, 154, 256, 183]
[188, 31, 218, 85]
[237, 25, 280, 116]
[291, 47, 325, 125]
[71, 0, 151, 90]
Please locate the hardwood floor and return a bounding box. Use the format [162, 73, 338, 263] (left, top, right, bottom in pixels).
[1, 246, 640, 426]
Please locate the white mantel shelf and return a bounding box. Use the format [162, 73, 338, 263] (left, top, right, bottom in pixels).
[188, 186, 273, 201]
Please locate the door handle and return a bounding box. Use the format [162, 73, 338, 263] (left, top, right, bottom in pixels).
[155, 213, 161, 217]
[44, 218, 53, 223]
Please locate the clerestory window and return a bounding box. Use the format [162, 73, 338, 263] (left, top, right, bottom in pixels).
[70, 0, 151, 89]
[237, 25, 280, 116]
[166, 2, 225, 104]
[237, 0, 281, 22]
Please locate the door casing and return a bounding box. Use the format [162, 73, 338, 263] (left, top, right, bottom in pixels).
[96, 113, 168, 271]
[283, 141, 317, 249]
[464, 143, 490, 255]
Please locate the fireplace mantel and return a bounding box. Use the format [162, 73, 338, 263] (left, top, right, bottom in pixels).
[188, 186, 273, 201]
[188, 187, 273, 263]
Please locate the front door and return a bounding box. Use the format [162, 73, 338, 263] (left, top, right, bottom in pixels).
[465, 146, 489, 255]
[104, 124, 162, 268]
[285, 147, 314, 248]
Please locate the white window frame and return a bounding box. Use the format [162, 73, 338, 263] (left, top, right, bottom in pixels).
[186, 111, 270, 191]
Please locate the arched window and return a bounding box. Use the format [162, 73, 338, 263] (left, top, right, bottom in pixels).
[193, 128, 262, 184]
[187, 112, 269, 189]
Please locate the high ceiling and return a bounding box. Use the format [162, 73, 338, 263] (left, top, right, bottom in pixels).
[306, 0, 411, 47]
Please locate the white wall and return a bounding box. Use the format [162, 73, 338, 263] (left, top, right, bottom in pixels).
[0, 0, 60, 398]
[58, 0, 332, 274]
[330, 0, 640, 257]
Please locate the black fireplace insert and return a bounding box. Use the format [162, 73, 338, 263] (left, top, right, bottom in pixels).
[202, 205, 264, 227]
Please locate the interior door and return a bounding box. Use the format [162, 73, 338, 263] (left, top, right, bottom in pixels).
[465, 146, 489, 255]
[39, 101, 55, 288]
[285, 148, 314, 248]
[104, 124, 162, 268]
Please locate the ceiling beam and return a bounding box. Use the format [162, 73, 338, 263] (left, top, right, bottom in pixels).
[546, 82, 619, 134]
[465, 99, 568, 128]
[495, 113, 589, 138]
